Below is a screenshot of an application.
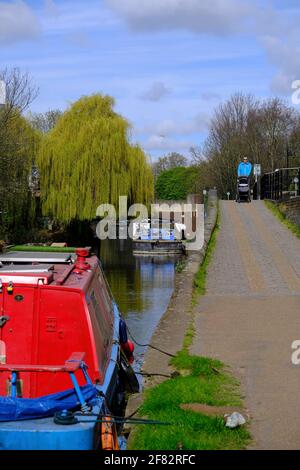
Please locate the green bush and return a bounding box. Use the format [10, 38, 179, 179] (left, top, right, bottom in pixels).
[155, 166, 199, 200]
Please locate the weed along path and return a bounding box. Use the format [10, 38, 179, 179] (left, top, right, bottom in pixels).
[191, 200, 300, 450]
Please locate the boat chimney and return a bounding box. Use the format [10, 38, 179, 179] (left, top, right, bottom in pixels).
[74, 248, 91, 273]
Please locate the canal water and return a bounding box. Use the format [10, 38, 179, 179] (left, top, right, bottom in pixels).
[100, 239, 178, 371]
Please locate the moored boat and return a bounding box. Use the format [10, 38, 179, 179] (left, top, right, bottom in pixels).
[0, 247, 138, 450]
[132, 220, 185, 255]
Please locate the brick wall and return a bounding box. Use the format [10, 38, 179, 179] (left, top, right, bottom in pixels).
[278, 197, 300, 227]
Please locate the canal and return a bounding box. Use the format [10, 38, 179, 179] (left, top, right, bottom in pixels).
[100, 239, 178, 372]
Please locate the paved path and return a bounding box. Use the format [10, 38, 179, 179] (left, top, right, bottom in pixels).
[191, 201, 300, 449]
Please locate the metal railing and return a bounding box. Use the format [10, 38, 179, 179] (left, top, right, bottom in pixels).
[261, 168, 300, 201]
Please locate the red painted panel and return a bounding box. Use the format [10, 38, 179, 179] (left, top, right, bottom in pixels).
[0, 286, 37, 397]
[34, 288, 95, 397]
[0, 264, 115, 399]
[0, 352, 86, 372]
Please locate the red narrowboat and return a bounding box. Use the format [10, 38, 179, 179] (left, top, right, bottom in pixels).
[0, 247, 138, 450]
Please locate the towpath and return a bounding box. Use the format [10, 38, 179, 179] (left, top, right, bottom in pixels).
[191, 201, 300, 449]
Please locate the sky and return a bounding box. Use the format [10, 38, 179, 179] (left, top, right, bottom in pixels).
[1, 0, 300, 160]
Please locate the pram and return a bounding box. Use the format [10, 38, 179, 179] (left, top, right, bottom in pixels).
[236, 176, 251, 203]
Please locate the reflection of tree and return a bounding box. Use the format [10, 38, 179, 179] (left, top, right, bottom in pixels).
[101, 239, 146, 315]
[100, 240, 177, 316]
[55, 219, 96, 247]
[105, 269, 146, 316]
[100, 239, 135, 270]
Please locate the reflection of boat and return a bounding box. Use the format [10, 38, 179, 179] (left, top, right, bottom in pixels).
[0, 247, 138, 450]
[132, 220, 185, 255]
[133, 240, 185, 255]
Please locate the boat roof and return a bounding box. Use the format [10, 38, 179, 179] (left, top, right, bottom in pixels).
[0, 264, 54, 273]
[0, 250, 98, 289]
[0, 251, 74, 264]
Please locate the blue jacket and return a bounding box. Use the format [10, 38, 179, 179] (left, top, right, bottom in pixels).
[238, 162, 252, 177]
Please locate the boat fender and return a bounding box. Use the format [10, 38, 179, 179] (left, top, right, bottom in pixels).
[119, 318, 128, 344]
[119, 350, 140, 394]
[121, 340, 135, 363]
[119, 318, 135, 363]
[101, 415, 120, 451]
[127, 340, 134, 354]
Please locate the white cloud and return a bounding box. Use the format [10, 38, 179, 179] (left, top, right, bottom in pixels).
[106, 0, 254, 36]
[140, 81, 171, 102]
[0, 1, 40, 45]
[159, 114, 209, 135]
[143, 134, 193, 152]
[138, 113, 210, 137]
[105, 0, 300, 99]
[135, 113, 210, 153]
[262, 35, 300, 95]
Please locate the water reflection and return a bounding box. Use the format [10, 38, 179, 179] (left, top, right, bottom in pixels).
[100, 239, 178, 370]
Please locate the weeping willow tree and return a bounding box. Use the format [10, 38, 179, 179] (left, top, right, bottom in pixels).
[0, 110, 40, 241]
[128, 144, 154, 205]
[38, 95, 154, 223]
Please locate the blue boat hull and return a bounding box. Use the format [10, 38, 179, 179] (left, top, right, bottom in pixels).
[0, 417, 98, 450]
[0, 303, 120, 450]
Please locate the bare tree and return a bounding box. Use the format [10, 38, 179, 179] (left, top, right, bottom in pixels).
[0, 68, 39, 241]
[0, 67, 39, 111]
[195, 93, 299, 198]
[258, 98, 295, 171]
[289, 114, 300, 166]
[28, 109, 63, 133]
[203, 94, 258, 196]
[190, 146, 206, 164]
[0, 68, 39, 130]
[153, 152, 188, 178]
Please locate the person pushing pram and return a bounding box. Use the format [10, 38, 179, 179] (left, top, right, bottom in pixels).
[236, 157, 252, 203]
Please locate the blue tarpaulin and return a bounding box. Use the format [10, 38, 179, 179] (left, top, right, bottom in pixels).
[0, 385, 98, 422]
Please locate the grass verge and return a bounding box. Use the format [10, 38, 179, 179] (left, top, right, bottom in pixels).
[9, 245, 78, 253]
[129, 206, 250, 450]
[193, 211, 220, 296]
[265, 201, 300, 240]
[129, 351, 250, 450]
